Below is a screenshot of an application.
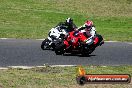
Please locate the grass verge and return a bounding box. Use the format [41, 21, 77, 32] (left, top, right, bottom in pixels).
[0, 65, 132, 88]
[0, 0, 132, 41]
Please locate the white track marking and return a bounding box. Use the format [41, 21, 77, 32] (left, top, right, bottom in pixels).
[105, 41, 119, 42]
[0, 38, 8, 40]
[50, 65, 77, 67]
[0, 67, 8, 70]
[127, 43, 132, 45]
[36, 39, 45, 40]
[0, 65, 77, 70]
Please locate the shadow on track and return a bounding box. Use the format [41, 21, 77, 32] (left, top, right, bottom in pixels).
[63, 53, 96, 57]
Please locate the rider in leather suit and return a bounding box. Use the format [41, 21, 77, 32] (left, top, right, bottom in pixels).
[56, 17, 77, 32]
[77, 20, 96, 45]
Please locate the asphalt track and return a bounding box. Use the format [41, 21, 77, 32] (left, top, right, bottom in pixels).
[0, 39, 132, 67]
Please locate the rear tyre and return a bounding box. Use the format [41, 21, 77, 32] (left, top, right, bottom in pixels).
[41, 38, 50, 50]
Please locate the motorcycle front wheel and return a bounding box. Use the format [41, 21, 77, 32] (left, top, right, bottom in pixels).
[41, 38, 50, 50]
[55, 42, 65, 55]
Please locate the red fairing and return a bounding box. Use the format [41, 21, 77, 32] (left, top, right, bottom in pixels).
[94, 37, 99, 45]
[67, 32, 74, 41]
[64, 40, 69, 48]
[66, 31, 80, 47]
[79, 32, 87, 42]
[64, 31, 88, 48]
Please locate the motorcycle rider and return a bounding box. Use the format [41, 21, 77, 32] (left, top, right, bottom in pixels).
[77, 20, 96, 45]
[56, 17, 77, 32]
[48, 18, 77, 45]
[48, 17, 77, 40]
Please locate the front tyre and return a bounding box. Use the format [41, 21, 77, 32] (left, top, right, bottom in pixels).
[55, 42, 65, 55]
[80, 44, 90, 56]
[41, 38, 50, 50]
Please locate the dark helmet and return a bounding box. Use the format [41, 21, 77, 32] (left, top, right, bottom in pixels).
[66, 17, 73, 25]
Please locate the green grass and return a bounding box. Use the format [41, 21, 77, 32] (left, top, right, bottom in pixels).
[0, 66, 132, 88]
[0, 0, 132, 41]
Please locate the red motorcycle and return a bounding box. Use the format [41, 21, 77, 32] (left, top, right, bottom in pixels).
[54, 31, 104, 56]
